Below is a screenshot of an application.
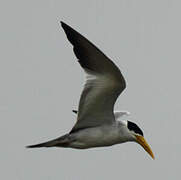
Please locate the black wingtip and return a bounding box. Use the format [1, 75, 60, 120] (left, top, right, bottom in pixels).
[60, 21, 71, 31]
[72, 110, 78, 114]
[60, 21, 65, 27]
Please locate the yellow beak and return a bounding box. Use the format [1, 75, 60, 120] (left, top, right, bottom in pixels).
[135, 135, 155, 159]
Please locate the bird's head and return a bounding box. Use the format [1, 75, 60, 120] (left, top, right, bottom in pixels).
[127, 121, 155, 159]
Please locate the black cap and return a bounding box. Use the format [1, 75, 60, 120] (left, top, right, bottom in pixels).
[127, 121, 144, 136]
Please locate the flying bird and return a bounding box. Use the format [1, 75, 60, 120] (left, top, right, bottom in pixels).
[27, 22, 154, 159]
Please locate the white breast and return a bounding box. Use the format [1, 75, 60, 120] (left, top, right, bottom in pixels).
[69, 122, 130, 149]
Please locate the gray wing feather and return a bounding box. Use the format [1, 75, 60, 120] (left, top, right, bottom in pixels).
[61, 22, 126, 133]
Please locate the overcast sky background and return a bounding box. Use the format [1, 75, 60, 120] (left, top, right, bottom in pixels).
[1, 0, 181, 179]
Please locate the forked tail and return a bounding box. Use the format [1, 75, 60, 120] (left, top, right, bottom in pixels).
[26, 134, 70, 148]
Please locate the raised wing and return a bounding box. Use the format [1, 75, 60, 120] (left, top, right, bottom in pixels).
[61, 22, 126, 133]
[114, 111, 130, 119]
[72, 110, 130, 119]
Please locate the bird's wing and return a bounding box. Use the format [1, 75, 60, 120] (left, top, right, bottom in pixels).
[114, 111, 130, 119]
[72, 110, 130, 118]
[72, 110, 78, 114]
[61, 22, 126, 133]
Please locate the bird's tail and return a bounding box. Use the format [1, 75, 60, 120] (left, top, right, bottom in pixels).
[26, 134, 70, 148]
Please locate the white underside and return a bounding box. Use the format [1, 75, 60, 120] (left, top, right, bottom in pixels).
[68, 121, 135, 149]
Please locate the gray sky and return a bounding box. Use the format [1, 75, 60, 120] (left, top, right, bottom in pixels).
[1, 0, 181, 179]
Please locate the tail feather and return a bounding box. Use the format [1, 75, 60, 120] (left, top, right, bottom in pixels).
[26, 134, 69, 148]
[26, 142, 51, 148]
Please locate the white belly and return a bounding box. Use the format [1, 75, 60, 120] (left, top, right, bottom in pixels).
[69, 124, 128, 149]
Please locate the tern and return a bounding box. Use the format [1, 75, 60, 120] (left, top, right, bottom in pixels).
[27, 22, 154, 159]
